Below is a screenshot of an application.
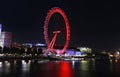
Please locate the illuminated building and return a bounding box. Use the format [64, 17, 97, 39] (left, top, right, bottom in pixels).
[65, 49, 81, 56]
[55, 47, 81, 56]
[0, 24, 12, 48]
[22, 43, 46, 48]
[0, 24, 1, 35]
[22, 43, 33, 48]
[35, 43, 46, 47]
[0, 32, 12, 48]
[77, 47, 92, 55]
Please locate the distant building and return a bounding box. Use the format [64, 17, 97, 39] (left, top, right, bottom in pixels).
[0, 32, 12, 48]
[0, 24, 2, 35]
[35, 43, 46, 47]
[64, 49, 81, 56]
[22, 43, 33, 48]
[51, 47, 81, 56]
[77, 47, 92, 55]
[21, 43, 46, 48]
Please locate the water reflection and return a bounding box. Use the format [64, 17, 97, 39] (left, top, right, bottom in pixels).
[112, 60, 120, 77]
[0, 62, 3, 72]
[95, 60, 111, 77]
[41, 61, 73, 77]
[22, 60, 31, 72]
[0, 60, 31, 77]
[73, 60, 95, 77]
[0, 59, 120, 77]
[4, 61, 11, 73]
[57, 61, 73, 77]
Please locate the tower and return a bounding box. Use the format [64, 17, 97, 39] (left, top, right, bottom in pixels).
[0, 24, 12, 48]
[0, 24, 2, 35]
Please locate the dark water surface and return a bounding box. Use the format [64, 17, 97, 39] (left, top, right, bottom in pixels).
[0, 59, 120, 77]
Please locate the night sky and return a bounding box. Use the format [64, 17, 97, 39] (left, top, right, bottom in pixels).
[0, 0, 120, 51]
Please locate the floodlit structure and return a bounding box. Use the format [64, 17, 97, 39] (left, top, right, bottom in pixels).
[49, 47, 81, 56]
[22, 43, 46, 48]
[35, 43, 46, 46]
[0, 24, 12, 48]
[0, 32, 12, 48]
[77, 47, 92, 55]
[44, 7, 70, 54]
[0, 24, 1, 35]
[64, 49, 81, 56]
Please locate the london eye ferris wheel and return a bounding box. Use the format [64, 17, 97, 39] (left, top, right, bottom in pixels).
[44, 7, 70, 54]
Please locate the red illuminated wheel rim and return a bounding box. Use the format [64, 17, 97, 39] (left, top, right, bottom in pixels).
[44, 7, 70, 54]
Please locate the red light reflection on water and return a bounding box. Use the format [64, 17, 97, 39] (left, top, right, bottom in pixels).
[44, 61, 74, 77]
[57, 61, 73, 77]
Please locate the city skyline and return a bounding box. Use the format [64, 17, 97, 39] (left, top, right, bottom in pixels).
[0, 0, 120, 51]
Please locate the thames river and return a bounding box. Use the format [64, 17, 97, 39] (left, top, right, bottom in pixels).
[0, 59, 120, 77]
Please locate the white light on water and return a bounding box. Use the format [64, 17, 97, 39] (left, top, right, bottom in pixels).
[22, 60, 31, 72]
[0, 62, 2, 65]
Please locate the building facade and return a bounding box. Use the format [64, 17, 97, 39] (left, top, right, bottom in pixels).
[0, 24, 1, 35]
[0, 32, 12, 48]
[77, 47, 92, 55]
